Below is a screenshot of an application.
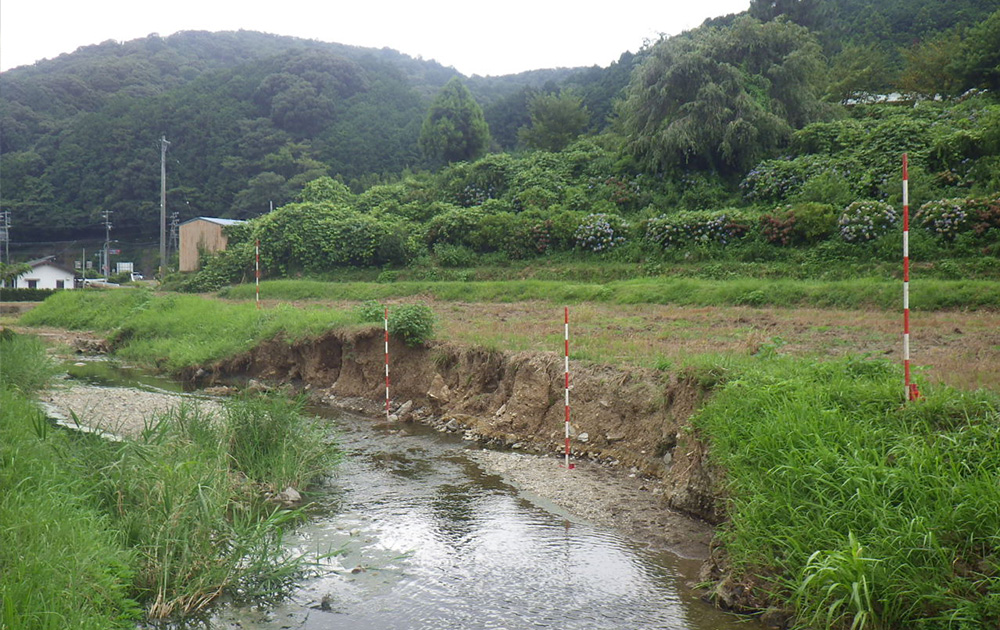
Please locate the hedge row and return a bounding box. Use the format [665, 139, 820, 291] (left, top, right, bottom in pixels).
[0, 288, 58, 302]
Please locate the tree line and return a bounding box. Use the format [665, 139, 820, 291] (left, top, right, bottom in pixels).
[0, 0, 997, 246]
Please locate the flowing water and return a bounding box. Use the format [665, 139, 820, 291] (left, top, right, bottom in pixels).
[65, 360, 762, 630]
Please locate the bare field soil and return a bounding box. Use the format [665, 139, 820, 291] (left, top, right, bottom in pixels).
[291, 299, 1000, 393]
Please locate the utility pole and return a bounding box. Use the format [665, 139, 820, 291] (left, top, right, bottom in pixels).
[160, 135, 170, 279]
[0, 210, 10, 264]
[102, 210, 113, 277]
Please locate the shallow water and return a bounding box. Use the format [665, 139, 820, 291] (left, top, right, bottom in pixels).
[63, 360, 760, 630]
[206, 412, 759, 630]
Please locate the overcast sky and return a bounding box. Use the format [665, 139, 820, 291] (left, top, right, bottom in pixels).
[1, 0, 751, 76]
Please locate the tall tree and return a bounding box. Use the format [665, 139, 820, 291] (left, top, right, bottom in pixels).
[618, 16, 826, 175]
[825, 43, 895, 102]
[955, 9, 1000, 92]
[518, 89, 590, 152]
[418, 78, 491, 164]
[748, 0, 829, 31]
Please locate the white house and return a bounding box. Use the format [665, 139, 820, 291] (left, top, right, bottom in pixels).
[10, 256, 76, 290]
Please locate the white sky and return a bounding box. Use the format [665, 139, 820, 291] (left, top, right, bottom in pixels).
[1, 0, 750, 76]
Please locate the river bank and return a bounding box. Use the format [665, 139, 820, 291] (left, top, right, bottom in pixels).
[40, 372, 716, 563]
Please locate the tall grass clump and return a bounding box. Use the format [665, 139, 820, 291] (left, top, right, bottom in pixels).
[1, 332, 140, 629]
[694, 355, 1000, 628]
[223, 394, 336, 489]
[82, 395, 337, 618]
[0, 332, 340, 623]
[0, 329, 60, 392]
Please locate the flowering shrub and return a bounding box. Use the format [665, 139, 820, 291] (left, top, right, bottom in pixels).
[838, 201, 899, 242]
[914, 199, 971, 240]
[594, 175, 643, 209]
[741, 155, 839, 203]
[645, 211, 751, 248]
[761, 203, 838, 246]
[966, 195, 1000, 237]
[760, 209, 798, 246]
[574, 213, 629, 252]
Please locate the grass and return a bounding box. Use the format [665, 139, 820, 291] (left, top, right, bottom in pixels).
[0, 331, 340, 624]
[1, 334, 139, 629]
[220, 276, 1000, 311]
[19, 290, 362, 371]
[692, 355, 1000, 629]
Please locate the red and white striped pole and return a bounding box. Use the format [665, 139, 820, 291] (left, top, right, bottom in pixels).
[564, 307, 574, 469]
[902, 154, 918, 401]
[255, 239, 261, 309]
[384, 307, 391, 419]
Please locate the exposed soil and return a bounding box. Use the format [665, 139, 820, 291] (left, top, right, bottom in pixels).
[190, 327, 726, 525]
[27, 325, 721, 564]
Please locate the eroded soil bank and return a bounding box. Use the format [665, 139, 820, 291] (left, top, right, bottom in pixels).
[38, 324, 766, 620]
[186, 327, 726, 528]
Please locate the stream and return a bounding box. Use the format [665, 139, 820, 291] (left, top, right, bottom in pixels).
[63, 360, 762, 630]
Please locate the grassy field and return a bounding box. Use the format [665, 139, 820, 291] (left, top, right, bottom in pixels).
[13, 282, 1000, 629]
[219, 276, 1000, 311]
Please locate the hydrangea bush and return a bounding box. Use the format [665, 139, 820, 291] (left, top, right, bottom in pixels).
[838, 201, 899, 243]
[645, 211, 751, 249]
[914, 199, 971, 240]
[574, 213, 629, 252]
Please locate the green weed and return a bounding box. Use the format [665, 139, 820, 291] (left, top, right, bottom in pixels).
[693, 355, 1000, 629]
[0, 333, 340, 624]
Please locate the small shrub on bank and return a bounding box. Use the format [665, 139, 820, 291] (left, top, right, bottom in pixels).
[914, 198, 972, 240]
[644, 210, 752, 249]
[761, 203, 838, 246]
[355, 299, 385, 323]
[434, 243, 476, 267]
[388, 303, 435, 346]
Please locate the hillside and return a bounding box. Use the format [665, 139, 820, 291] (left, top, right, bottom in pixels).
[0, 31, 582, 241]
[1, 0, 998, 252]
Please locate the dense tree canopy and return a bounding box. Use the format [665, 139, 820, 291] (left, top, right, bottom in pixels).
[518, 90, 590, 152]
[619, 16, 826, 175]
[1, 3, 998, 247]
[418, 78, 491, 164]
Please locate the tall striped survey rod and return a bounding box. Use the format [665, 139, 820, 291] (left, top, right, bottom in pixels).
[564, 307, 574, 469]
[385, 307, 391, 419]
[255, 239, 260, 309]
[902, 154, 918, 401]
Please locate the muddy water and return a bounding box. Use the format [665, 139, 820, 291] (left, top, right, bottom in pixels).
[65, 361, 759, 630]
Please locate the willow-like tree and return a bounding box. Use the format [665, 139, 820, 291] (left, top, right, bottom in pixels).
[418, 78, 491, 164]
[618, 16, 826, 175]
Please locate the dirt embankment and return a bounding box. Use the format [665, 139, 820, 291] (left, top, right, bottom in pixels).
[183, 328, 726, 527]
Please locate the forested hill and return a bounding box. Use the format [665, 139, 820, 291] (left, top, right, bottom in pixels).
[0, 30, 583, 239]
[1, 0, 998, 243]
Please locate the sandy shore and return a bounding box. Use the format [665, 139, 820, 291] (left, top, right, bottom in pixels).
[40, 381, 223, 439]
